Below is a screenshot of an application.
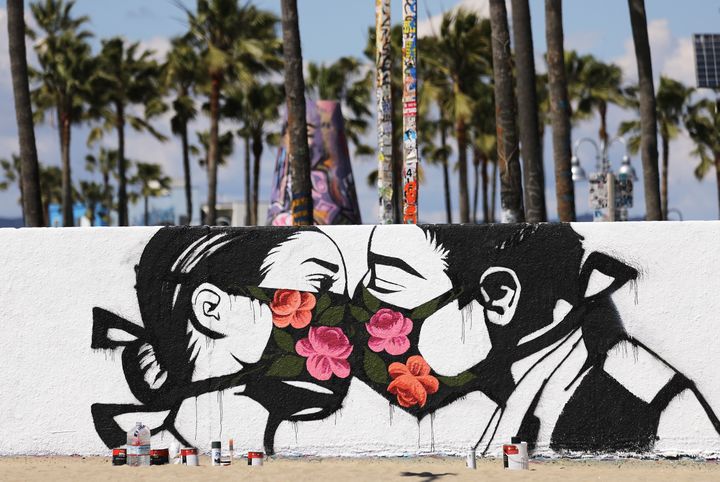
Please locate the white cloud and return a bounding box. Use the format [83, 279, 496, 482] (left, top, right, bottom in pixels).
[417, 0, 493, 38]
[614, 18, 694, 85]
[138, 36, 172, 62]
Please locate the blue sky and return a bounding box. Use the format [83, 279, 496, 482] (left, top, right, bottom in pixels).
[1, 0, 719, 223]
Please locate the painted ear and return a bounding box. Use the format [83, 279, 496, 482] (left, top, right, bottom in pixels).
[191, 283, 226, 332]
[479, 267, 521, 326]
[578, 252, 638, 302]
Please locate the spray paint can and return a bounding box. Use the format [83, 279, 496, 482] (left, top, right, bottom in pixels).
[503, 437, 529, 470]
[466, 448, 476, 469]
[248, 451, 264, 466]
[150, 448, 169, 465]
[181, 447, 199, 466]
[211, 441, 222, 466]
[112, 448, 126, 466]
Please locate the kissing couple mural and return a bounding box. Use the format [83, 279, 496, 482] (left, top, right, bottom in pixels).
[91, 224, 720, 455]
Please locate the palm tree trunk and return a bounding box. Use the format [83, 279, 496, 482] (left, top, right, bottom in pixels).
[59, 108, 74, 227]
[7, 0, 43, 227]
[252, 131, 263, 226]
[628, 0, 662, 221]
[440, 124, 452, 224]
[482, 153, 489, 223]
[144, 195, 149, 226]
[456, 117, 470, 223]
[491, 159, 498, 222]
[599, 101, 608, 145]
[281, 0, 313, 225]
[472, 147, 480, 224]
[180, 120, 192, 224]
[661, 133, 669, 220]
[545, 0, 576, 222]
[511, 0, 547, 223]
[116, 102, 128, 226]
[490, 0, 525, 223]
[206, 73, 221, 226]
[244, 133, 251, 225]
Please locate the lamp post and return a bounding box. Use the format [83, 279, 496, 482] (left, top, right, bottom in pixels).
[571, 136, 638, 222]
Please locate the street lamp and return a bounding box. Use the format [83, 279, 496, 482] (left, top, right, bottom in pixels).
[572, 136, 637, 222]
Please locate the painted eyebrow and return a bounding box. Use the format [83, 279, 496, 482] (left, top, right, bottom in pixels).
[368, 252, 426, 280]
[302, 258, 339, 273]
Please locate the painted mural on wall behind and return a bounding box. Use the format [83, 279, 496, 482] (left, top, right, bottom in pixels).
[267, 100, 362, 226]
[91, 224, 720, 455]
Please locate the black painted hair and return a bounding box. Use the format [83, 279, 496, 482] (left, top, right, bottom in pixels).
[421, 223, 586, 338]
[133, 225, 311, 391]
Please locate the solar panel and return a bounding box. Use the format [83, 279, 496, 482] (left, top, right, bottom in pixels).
[694, 34, 720, 88]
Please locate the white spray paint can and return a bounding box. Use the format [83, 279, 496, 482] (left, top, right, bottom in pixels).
[502, 437, 528, 470]
[211, 441, 221, 466]
[466, 448, 476, 469]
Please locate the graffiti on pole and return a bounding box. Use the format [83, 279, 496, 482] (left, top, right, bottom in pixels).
[376, 0, 394, 224]
[402, 0, 418, 224]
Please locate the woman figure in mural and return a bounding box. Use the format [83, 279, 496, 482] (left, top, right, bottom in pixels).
[354, 224, 720, 454]
[91, 226, 356, 453]
[267, 100, 362, 225]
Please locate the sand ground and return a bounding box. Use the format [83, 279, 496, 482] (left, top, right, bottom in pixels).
[0, 456, 719, 481]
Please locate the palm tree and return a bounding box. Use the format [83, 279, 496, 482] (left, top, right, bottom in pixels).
[78, 180, 108, 226]
[545, 0, 576, 222]
[685, 98, 720, 219]
[627, 0, 662, 221]
[85, 147, 117, 221]
[281, 0, 312, 225]
[469, 81, 497, 224]
[184, 0, 280, 225]
[88, 37, 166, 226]
[424, 10, 491, 223]
[619, 77, 693, 219]
[305, 57, 373, 157]
[511, 0, 546, 223]
[0, 154, 25, 223]
[7, 1, 43, 227]
[574, 55, 623, 144]
[28, 0, 93, 226]
[130, 162, 171, 226]
[489, 0, 524, 222]
[164, 35, 199, 225]
[39, 164, 62, 225]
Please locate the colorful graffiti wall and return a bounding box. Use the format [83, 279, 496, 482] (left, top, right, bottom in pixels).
[267, 100, 362, 226]
[0, 223, 719, 456]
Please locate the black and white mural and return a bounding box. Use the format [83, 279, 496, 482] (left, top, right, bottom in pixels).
[89, 224, 720, 456]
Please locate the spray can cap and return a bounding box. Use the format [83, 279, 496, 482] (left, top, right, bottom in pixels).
[211, 441, 221, 449]
[511, 436, 522, 444]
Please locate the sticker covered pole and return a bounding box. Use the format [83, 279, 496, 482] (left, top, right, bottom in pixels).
[402, 0, 418, 224]
[376, 0, 394, 224]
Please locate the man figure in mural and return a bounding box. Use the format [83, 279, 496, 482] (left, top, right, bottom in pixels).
[267, 100, 362, 225]
[356, 224, 720, 454]
[91, 226, 356, 452]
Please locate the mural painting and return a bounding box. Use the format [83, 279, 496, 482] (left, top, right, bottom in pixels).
[267, 100, 362, 226]
[91, 224, 720, 456]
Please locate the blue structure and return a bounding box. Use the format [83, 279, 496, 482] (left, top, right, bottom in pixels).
[48, 203, 108, 227]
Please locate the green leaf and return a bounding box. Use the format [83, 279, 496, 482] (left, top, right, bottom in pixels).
[315, 293, 331, 315]
[364, 348, 389, 385]
[437, 371, 476, 387]
[266, 355, 305, 378]
[272, 328, 295, 353]
[362, 287, 381, 312]
[317, 305, 345, 326]
[350, 305, 372, 323]
[410, 299, 439, 320]
[246, 286, 270, 303]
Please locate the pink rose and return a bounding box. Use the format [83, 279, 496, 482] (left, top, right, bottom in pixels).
[295, 327, 353, 380]
[366, 308, 413, 356]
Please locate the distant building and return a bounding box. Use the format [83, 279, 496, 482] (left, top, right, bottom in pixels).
[48, 203, 109, 227]
[200, 201, 270, 226]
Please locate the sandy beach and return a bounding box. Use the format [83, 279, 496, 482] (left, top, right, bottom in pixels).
[0, 456, 718, 481]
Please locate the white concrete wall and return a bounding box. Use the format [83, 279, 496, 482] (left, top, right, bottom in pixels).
[0, 222, 718, 457]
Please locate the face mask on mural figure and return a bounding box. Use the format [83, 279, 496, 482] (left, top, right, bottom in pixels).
[92, 224, 720, 456]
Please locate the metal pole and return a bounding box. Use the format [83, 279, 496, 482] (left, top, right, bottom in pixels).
[376, 0, 394, 224]
[607, 171, 616, 222]
[402, 0, 418, 224]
